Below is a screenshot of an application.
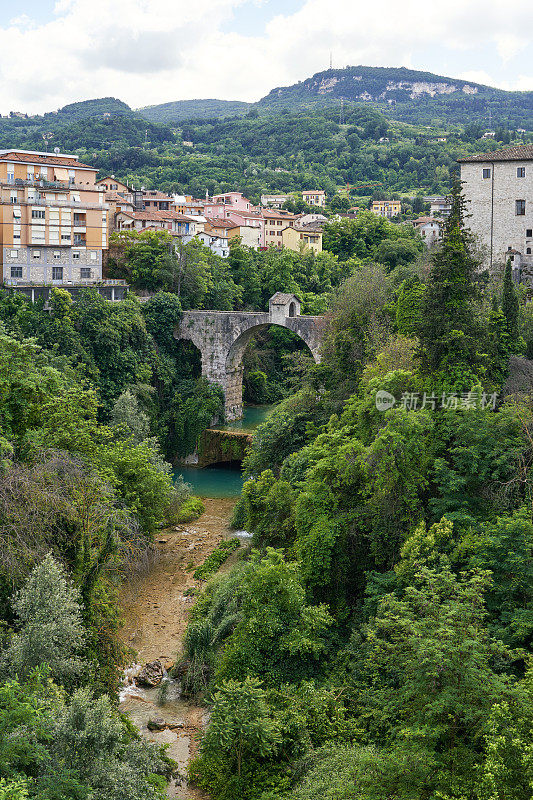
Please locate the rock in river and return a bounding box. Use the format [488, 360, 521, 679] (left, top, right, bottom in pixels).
[135, 659, 164, 687]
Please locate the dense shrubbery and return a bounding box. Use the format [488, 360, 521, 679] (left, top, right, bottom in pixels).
[182, 187, 533, 800]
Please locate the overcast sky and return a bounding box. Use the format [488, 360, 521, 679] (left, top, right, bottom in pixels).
[1, 0, 532, 114]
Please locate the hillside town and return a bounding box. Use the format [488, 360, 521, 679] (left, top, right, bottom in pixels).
[2, 143, 533, 297]
[2, 1, 533, 794]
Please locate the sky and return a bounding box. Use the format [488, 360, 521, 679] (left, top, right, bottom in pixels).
[0, 0, 532, 114]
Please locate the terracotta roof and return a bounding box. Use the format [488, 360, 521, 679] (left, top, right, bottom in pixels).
[458, 145, 533, 163]
[105, 191, 133, 205]
[120, 210, 193, 222]
[205, 217, 238, 229]
[293, 222, 324, 233]
[302, 189, 325, 195]
[262, 209, 297, 220]
[225, 209, 263, 220]
[143, 190, 174, 200]
[413, 216, 438, 225]
[0, 151, 95, 169]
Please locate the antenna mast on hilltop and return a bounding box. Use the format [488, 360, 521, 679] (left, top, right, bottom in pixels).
[329, 51, 333, 70]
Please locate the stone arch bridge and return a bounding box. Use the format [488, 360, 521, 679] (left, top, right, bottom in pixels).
[175, 293, 325, 420]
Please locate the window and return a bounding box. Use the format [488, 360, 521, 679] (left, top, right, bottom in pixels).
[52, 266, 63, 281]
[527, 229, 532, 238]
[61, 234, 71, 242]
[32, 209, 45, 219]
[517, 167, 526, 178]
[482, 168, 491, 179]
[527, 248, 532, 255]
[12, 207, 21, 218]
[516, 200, 526, 216]
[32, 250, 40, 258]
[80, 267, 91, 279]
[10, 250, 18, 258]
[10, 192, 17, 204]
[72, 252, 80, 260]
[10, 266, 22, 279]
[90, 251, 97, 261]
[53, 251, 61, 259]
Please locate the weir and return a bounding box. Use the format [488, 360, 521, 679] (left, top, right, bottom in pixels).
[175, 293, 325, 420]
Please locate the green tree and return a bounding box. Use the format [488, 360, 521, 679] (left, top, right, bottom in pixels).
[196, 677, 281, 778]
[395, 275, 426, 336]
[2, 555, 86, 685]
[502, 258, 521, 352]
[352, 564, 514, 798]
[418, 183, 483, 387]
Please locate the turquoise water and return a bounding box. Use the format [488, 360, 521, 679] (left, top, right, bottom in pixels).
[172, 405, 273, 498]
[173, 463, 245, 498]
[217, 404, 273, 432]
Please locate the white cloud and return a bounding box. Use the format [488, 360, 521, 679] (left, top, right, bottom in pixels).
[0, 0, 532, 114]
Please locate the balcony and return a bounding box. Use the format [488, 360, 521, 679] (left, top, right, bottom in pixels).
[1, 197, 108, 211]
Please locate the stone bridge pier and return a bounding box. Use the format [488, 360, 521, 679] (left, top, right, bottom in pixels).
[175, 293, 324, 420]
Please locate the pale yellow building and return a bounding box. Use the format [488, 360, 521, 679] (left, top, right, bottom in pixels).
[302, 190, 326, 208]
[371, 200, 401, 218]
[1, 149, 108, 286]
[263, 209, 297, 248]
[282, 223, 323, 253]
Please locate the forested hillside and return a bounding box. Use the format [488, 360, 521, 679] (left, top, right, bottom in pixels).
[259, 65, 533, 128]
[138, 98, 250, 123]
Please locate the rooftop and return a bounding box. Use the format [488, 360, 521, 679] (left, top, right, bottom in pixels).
[458, 145, 533, 163]
[0, 150, 94, 169]
[270, 292, 300, 304]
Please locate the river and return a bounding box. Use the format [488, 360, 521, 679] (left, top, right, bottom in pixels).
[171, 404, 273, 498]
[119, 406, 269, 798]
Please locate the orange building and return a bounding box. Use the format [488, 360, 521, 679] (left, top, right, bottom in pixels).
[1, 149, 109, 287]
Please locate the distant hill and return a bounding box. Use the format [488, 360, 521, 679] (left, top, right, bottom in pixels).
[49, 97, 133, 122]
[258, 66, 533, 128]
[138, 99, 250, 124]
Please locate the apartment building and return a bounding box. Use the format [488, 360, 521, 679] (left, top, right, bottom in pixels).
[142, 189, 173, 211]
[0, 149, 109, 287]
[115, 209, 197, 237]
[98, 175, 133, 199]
[371, 199, 401, 218]
[263, 209, 297, 248]
[302, 190, 326, 208]
[459, 145, 533, 272]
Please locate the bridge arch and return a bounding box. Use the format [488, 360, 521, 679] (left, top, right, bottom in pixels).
[224, 322, 318, 419]
[175, 294, 324, 420]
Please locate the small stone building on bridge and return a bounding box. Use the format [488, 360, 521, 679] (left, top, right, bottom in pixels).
[175, 293, 324, 420]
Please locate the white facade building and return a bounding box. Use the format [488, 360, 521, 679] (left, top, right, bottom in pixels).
[459, 145, 533, 274]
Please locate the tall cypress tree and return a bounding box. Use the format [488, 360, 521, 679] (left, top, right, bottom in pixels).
[501, 258, 520, 347]
[419, 182, 482, 384]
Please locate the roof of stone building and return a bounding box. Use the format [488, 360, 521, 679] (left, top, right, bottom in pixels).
[458, 145, 533, 162]
[270, 292, 300, 305]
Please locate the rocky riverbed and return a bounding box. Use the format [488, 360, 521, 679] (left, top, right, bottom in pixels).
[119, 497, 240, 799]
